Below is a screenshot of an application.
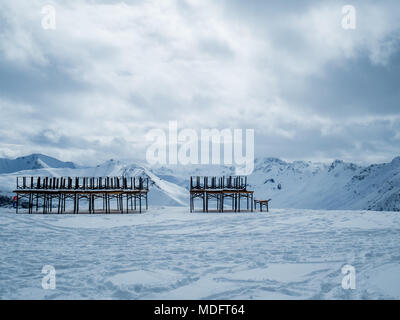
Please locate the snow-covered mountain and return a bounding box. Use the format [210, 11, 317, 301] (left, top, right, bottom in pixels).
[0, 154, 399, 211]
[0, 157, 188, 207]
[135, 157, 400, 211]
[248, 157, 400, 211]
[0, 154, 76, 174]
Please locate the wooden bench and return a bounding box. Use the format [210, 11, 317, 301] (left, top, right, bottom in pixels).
[254, 199, 271, 212]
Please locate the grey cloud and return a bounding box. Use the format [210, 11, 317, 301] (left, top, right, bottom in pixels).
[280, 53, 400, 119]
[0, 0, 399, 165]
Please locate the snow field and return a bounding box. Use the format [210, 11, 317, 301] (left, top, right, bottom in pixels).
[0, 207, 399, 299]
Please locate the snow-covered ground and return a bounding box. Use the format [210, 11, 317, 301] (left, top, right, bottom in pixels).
[0, 207, 399, 300]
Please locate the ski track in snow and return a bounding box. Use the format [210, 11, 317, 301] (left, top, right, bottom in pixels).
[0, 207, 399, 300]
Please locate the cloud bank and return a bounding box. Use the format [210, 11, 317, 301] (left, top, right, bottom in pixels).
[0, 0, 399, 165]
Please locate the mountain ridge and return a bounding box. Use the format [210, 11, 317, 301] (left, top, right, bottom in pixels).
[0, 154, 76, 174]
[0, 153, 399, 211]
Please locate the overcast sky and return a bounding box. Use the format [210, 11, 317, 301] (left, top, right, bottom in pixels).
[0, 0, 399, 166]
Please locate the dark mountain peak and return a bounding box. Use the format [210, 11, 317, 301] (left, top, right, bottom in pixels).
[255, 157, 287, 166]
[390, 156, 400, 165]
[328, 159, 359, 172]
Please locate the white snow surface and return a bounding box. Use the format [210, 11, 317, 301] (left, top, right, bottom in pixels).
[1, 207, 399, 300]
